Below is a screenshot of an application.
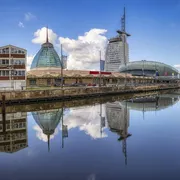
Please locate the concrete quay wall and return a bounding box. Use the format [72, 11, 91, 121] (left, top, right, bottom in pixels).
[0, 84, 179, 105]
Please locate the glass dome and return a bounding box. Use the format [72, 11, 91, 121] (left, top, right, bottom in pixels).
[30, 27, 62, 69]
[119, 60, 179, 76]
[32, 109, 62, 135]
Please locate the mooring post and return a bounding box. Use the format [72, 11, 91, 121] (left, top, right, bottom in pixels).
[2, 95, 6, 133]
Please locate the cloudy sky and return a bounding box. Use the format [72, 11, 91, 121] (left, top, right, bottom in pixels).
[32, 104, 107, 142]
[1, 0, 180, 70]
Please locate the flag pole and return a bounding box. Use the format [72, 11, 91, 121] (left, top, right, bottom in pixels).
[61, 44, 63, 88]
[99, 51, 101, 87]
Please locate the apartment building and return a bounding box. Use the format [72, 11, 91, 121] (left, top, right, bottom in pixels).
[0, 112, 28, 153]
[0, 45, 27, 90]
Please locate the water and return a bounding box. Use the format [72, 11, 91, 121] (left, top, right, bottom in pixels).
[0, 91, 180, 180]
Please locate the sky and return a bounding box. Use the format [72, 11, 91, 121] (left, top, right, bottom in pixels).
[1, 0, 180, 70]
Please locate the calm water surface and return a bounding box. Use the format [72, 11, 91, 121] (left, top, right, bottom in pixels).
[0, 92, 180, 180]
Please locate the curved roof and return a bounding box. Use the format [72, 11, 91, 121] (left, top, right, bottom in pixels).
[119, 60, 179, 76]
[30, 27, 62, 69]
[120, 95, 179, 112]
[32, 109, 62, 135]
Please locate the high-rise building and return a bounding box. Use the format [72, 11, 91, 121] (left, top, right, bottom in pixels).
[105, 8, 130, 72]
[106, 101, 131, 165]
[0, 45, 27, 90]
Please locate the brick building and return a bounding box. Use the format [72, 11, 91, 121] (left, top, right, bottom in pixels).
[0, 45, 27, 90]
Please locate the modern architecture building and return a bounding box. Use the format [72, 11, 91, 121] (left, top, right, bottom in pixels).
[119, 60, 179, 77]
[106, 101, 131, 164]
[0, 45, 27, 90]
[121, 95, 179, 112]
[31, 27, 62, 69]
[32, 109, 63, 151]
[106, 102, 130, 138]
[0, 112, 28, 153]
[105, 8, 130, 72]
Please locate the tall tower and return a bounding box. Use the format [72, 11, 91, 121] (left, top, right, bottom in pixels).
[105, 7, 131, 72]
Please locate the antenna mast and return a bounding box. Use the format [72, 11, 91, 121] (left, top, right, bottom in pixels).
[121, 7, 126, 32]
[46, 26, 49, 43]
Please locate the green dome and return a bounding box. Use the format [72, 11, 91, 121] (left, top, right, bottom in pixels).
[32, 109, 62, 135]
[31, 27, 62, 69]
[119, 60, 179, 76]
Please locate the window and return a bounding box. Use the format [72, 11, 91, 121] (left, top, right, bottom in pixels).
[5, 71, 9, 76]
[30, 79, 36, 85]
[18, 71, 22, 76]
[22, 71, 25, 76]
[1, 59, 9, 65]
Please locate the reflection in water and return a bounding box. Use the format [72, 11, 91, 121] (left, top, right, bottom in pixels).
[32, 109, 63, 151]
[106, 102, 131, 165]
[0, 93, 179, 155]
[1, 92, 180, 180]
[63, 105, 107, 139]
[0, 112, 28, 153]
[29, 94, 180, 155]
[121, 94, 179, 112]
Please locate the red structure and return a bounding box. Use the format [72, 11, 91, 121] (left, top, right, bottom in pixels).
[89, 71, 111, 75]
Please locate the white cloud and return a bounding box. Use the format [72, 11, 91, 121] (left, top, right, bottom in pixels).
[174, 64, 180, 70]
[18, 21, 24, 28]
[63, 105, 107, 139]
[31, 105, 107, 142]
[32, 27, 58, 44]
[27, 55, 34, 71]
[24, 12, 36, 21]
[33, 124, 59, 142]
[31, 27, 108, 70]
[59, 29, 108, 70]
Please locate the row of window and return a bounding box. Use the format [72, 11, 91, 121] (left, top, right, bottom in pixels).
[0, 143, 26, 152]
[0, 48, 25, 54]
[0, 59, 25, 65]
[0, 122, 26, 130]
[0, 70, 25, 76]
[0, 133, 26, 141]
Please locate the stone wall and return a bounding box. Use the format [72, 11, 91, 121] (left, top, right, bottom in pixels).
[0, 84, 179, 104]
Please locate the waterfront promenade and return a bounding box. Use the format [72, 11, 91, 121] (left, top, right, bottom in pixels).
[0, 83, 179, 105]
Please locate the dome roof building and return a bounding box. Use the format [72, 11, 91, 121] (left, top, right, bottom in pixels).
[119, 60, 179, 76]
[120, 95, 179, 112]
[30, 27, 62, 69]
[32, 109, 63, 151]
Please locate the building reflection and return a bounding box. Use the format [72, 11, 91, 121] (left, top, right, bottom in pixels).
[105, 94, 179, 164]
[106, 102, 131, 165]
[32, 108, 65, 151]
[0, 112, 28, 153]
[121, 94, 179, 112]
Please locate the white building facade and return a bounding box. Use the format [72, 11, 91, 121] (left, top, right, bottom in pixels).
[0, 45, 27, 90]
[105, 35, 129, 72]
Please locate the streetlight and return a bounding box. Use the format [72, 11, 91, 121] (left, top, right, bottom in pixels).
[99, 50, 101, 87]
[142, 60, 145, 85]
[60, 44, 63, 88]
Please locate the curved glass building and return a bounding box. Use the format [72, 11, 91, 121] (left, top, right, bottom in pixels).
[30, 28, 62, 69]
[32, 109, 62, 151]
[119, 60, 179, 76]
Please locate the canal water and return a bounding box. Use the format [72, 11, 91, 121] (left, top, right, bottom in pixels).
[0, 91, 180, 180]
